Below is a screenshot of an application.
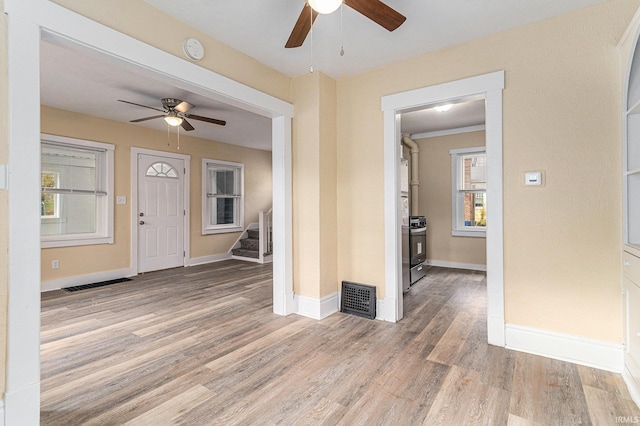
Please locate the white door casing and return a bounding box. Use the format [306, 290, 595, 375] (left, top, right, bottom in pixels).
[381, 71, 505, 347]
[137, 154, 185, 273]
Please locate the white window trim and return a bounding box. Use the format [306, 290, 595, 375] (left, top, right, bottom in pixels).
[202, 158, 244, 235]
[450, 146, 486, 238]
[40, 133, 115, 248]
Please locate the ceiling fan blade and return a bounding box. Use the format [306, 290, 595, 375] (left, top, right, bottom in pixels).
[185, 114, 226, 126]
[175, 101, 194, 113]
[344, 0, 406, 31]
[181, 119, 195, 131]
[130, 115, 165, 123]
[118, 99, 164, 112]
[285, 3, 318, 48]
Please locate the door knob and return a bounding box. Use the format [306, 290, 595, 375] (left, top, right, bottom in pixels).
[139, 212, 144, 217]
[139, 220, 145, 225]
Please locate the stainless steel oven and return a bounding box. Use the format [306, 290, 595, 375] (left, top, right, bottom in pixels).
[409, 216, 427, 285]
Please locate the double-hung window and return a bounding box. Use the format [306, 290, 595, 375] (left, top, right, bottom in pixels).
[202, 159, 244, 234]
[450, 146, 486, 237]
[41, 134, 114, 248]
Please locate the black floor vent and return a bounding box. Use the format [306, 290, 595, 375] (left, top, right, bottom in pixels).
[341, 281, 376, 319]
[63, 278, 132, 293]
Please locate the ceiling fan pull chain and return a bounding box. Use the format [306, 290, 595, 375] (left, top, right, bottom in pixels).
[167, 123, 170, 146]
[177, 126, 181, 151]
[309, 3, 314, 73]
[340, 2, 344, 57]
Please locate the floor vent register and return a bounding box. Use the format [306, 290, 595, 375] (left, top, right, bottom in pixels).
[63, 277, 132, 292]
[340, 281, 376, 319]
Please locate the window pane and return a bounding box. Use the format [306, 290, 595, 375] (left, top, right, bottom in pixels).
[463, 192, 486, 227]
[41, 172, 58, 217]
[460, 154, 486, 191]
[208, 197, 236, 225]
[42, 144, 97, 191]
[146, 162, 178, 178]
[41, 193, 97, 236]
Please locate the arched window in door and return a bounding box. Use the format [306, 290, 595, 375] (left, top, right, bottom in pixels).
[146, 162, 178, 178]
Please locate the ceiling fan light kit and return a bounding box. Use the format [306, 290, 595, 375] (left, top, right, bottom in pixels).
[164, 112, 183, 127]
[308, 0, 342, 14]
[286, 0, 406, 50]
[117, 97, 226, 132]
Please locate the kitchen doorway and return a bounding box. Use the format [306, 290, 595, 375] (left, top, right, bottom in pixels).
[381, 71, 505, 346]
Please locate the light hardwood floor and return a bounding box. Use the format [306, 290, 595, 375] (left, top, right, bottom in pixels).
[41, 261, 638, 425]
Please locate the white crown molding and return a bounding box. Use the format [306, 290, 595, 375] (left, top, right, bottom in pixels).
[411, 124, 486, 140]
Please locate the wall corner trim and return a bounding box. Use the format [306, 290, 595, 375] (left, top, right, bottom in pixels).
[294, 292, 339, 320]
[505, 324, 624, 373]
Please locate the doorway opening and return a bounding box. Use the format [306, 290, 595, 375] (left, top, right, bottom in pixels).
[381, 71, 505, 346]
[4, 2, 294, 421]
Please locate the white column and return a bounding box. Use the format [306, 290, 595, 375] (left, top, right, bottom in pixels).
[5, 13, 42, 426]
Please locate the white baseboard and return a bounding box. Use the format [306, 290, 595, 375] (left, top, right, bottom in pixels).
[4, 382, 38, 425]
[505, 324, 624, 373]
[623, 364, 640, 409]
[294, 292, 339, 320]
[376, 298, 385, 321]
[41, 268, 133, 292]
[426, 259, 487, 272]
[188, 253, 232, 266]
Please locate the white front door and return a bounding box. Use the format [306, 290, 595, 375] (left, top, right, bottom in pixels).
[137, 153, 185, 273]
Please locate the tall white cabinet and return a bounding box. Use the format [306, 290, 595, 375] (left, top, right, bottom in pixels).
[621, 7, 640, 405]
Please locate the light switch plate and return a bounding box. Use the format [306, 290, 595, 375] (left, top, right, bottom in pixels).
[116, 196, 127, 205]
[525, 171, 542, 186]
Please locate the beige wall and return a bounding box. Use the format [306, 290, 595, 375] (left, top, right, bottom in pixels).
[1, 1, 638, 407]
[416, 131, 487, 267]
[50, 0, 292, 103]
[292, 72, 338, 298]
[40, 106, 272, 283]
[337, 0, 640, 341]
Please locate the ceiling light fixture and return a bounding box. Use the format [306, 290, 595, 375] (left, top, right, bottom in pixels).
[308, 0, 342, 14]
[434, 104, 453, 112]
[164, 112, 183, 127]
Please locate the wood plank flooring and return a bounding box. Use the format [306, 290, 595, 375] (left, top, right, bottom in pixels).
[41, 261, 639, 425]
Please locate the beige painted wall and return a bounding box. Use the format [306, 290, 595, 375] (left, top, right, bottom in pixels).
[337, 0, 640, 341]
[50, 0, 292, 103]
[40, 106, 272, 283]
[292, 72, 338, 298]
[416, 131, 487, 267]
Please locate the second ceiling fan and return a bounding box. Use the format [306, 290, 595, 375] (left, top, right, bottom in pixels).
[118, 98, 226, 131]
[285, 0, 406, 48]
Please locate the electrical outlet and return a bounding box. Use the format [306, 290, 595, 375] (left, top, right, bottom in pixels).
[51, 260, 59, 269]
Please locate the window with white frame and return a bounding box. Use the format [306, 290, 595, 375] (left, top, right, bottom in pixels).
[41, 134, 114, 248]
[450, 146, 486, 237]
[202, 158, 244, 234]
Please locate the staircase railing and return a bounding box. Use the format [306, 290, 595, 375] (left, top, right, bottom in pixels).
[258, 208, 273, 263]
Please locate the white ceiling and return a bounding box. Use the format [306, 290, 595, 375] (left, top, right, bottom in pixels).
[40, 42, 274, 151]
[144, 0, 607, 79]
[40, 0, 606, 150]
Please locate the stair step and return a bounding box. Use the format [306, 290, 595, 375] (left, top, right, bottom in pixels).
[247, 229, 260, 239]
[240, 237, 259, 250]
[232, 248, 260, 259]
